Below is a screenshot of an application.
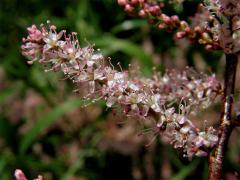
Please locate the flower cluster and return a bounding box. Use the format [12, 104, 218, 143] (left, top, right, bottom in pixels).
[118, 0, 240, 53]
[15, 169, 42, 180]
[21, 23, 222, 158]
[117, 0, 221, 51]
[204, 0, 240, 53]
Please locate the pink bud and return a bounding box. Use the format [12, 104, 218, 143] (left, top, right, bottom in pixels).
[14, 169, 27, 180]
[118, 0, 128, 6]
[194, 26, 202, 33]
[131, 0, 139, 5]
[184, 27, 191, 33]
[176, 31, 186, 39]
[161, 14, 171, 24]
[27, 25, 43, 41]
[171, 15, 179, 23]
[125, 4, 134, 13]
[158, 23, 165, 29]
[149, 5, 160, 15]
[27, 61, 34, 65]
[138, 9, 146, 18]
[205, 44, 213, 51]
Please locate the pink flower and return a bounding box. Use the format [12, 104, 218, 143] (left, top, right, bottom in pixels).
[14, 169, 27, 180]
[27, 25, 43, 41]
[14, 169, 43, 180]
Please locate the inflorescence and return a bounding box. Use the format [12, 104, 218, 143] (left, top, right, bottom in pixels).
[21, 22, 222, 158]
[118, 0, 240, 53]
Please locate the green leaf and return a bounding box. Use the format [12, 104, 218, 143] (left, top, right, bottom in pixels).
[111, 19, 146, 34]
[20, 98, 82, 154]
[61, 155, 83, 180]
[171, 159, 199, 180]
[61, 149, 101, 180]
[0, 155, 7, 172]
[0, 86, 19, 103]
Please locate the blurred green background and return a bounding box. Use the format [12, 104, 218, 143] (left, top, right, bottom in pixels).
[0, 0, 240, 179]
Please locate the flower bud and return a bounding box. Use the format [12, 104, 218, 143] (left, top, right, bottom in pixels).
[118, 0, 128, 6]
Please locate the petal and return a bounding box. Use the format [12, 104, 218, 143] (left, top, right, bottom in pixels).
[106, 97, 117, 107]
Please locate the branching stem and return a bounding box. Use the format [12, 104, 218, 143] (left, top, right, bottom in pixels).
[208, 53, 238, 180]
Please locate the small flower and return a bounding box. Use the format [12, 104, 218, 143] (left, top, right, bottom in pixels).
[14, 169, 43, 180]
[15, 169, 27, 180]
[43, 28, 64, 51]
[88, 53, 104, 67]
[27, 25, 43, 42]
[106, 96, 117, 108]
[144, 94, 162, 113]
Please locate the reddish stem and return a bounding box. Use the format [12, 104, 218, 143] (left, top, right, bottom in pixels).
[208, 53, 238, 180]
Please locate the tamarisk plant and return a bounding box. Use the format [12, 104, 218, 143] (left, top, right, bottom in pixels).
[118, 0, 240, 179]
[18, 0, 240, 179]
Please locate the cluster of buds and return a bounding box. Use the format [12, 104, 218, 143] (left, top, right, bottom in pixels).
[118, 0, 240, 51]
[21, 22, 222, 158]
[14, 169, 42, 180]
[204, 0, 240, 53]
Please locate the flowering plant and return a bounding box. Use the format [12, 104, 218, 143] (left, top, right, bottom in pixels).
[17, 0, 240, 179]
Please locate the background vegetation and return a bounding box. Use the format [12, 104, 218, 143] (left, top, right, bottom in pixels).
[0, 0, 240, 179]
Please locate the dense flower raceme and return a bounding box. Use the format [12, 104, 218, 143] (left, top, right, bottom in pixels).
[21, 23, 222, 158]
[15, 169, 42, 180]
[203, 0, 240, 53]
[118, 0, 240, 53]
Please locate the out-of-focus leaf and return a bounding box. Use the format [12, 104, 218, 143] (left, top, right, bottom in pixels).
[0, 151, 14, 179]
[0, 155, 7, 172]
[203, 161, 208, 180]
[94, 35, 153, 75]
[111, 19, 146, 34]
[20, 98, 82, 154]
[61, 149, 101, 180]
[171, 159, 199, 180]
[61, 160, 83, 180]
[0, 87, 18, 103]
[168, 147, 184, 169]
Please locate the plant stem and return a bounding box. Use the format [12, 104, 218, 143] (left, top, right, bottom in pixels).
[208, 53, 238, 180]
